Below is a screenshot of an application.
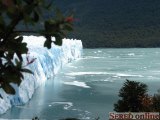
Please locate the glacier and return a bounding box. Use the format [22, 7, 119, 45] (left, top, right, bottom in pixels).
[0, 36, 83, 114]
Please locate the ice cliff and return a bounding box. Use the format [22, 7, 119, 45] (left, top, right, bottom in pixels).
[0, 36, 83, 114]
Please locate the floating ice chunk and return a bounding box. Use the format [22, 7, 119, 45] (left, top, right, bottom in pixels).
[63, 81, 91, 88]
[79, 56, 105, 60]
[116, 73, 143, 77]
[65, 72, 144, 79]
[98, 50, 102, 53]
[128, 53, 135, 56]
[65, 72, 110, 76]
[51, 102, 73, 110]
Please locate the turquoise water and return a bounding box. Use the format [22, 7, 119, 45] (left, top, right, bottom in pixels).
[1, 48, 160, 120]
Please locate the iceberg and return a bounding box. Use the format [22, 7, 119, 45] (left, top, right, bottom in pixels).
[0, 36, 83, 114]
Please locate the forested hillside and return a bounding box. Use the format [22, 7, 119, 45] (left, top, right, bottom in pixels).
[55, 0, 160, 48]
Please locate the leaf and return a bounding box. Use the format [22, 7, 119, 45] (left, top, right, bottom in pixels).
[44, 21, 50, 30]
[15, 58, 19, 65]
[15, 0, 22, 5]
[23, 0, 33, 4]
[1, 83, 15, 95]
[7, 52, 14, 60]
[7, 6, 19, 19]
[16, 36, 23, 43]
[33, 11, 39, 22]
[54, 36, 62, 46]
[21, 42, 28, 53]
[0, 16, 5, 30]
[44, 35, 52, 49]
[15, 58, 22, 68]
[21, 68, 33, 74]
[55, 8, 64, 21]
[16, 52, 23, 61]
[45, 0, 53, 9]
[6, 75, 22, 86]
[44, 40, 51, 49]
[64, 23, 73, 31]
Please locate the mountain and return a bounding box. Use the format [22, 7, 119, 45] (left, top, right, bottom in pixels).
[54, 0, 160, 48]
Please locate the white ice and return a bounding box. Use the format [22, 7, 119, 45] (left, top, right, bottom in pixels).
[63, 81, 91, 88]
[0, 36, 82, 114]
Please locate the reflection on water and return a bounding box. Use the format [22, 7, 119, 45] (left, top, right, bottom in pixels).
[1, 48, 160, 120]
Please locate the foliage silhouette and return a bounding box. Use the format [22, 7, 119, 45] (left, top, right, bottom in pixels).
[114, 80, 160, 112]
[152, 90, 160, 112]
[0, 0, 73, 96]
[114, 79, 148, 112]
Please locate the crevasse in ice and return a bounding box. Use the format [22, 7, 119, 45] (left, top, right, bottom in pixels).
[0, 36, 83, 114]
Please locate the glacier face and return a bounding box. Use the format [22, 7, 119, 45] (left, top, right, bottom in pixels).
[0, 36, 83, 114]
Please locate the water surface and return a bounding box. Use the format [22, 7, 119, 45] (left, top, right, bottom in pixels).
[1, 48, 160, 120]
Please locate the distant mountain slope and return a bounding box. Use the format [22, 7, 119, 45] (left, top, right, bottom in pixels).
[56, 0, 160, 48]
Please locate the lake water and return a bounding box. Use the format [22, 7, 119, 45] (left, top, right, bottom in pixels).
[1, 48, 160, 120]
